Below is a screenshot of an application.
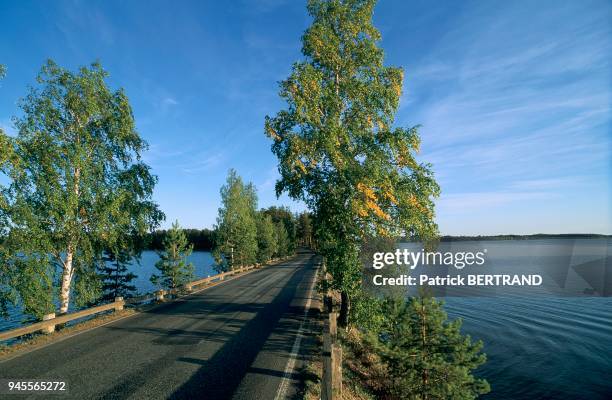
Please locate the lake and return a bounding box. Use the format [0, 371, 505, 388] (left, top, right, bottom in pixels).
[397, 239, 612, 399]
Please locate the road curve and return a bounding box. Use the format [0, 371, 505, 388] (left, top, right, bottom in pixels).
[0, 252, 320, 400]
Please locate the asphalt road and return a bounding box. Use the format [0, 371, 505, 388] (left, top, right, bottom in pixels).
[0, 252, 320, 400]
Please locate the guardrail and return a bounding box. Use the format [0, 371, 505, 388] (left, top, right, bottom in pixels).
[322, 311, 342, 400]
[0, 260, 281, 343]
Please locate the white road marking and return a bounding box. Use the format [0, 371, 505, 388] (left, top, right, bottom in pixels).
[274, 261, 318, 400]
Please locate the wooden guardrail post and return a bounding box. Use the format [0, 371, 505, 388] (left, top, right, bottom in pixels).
[322, 317, 331, 400]
[114, 297, 124, 311]
[42, 313, 56, 334]
[323, 312, 342, 400]
[329, 312, 337, 341]
[331, 344, 342, 398]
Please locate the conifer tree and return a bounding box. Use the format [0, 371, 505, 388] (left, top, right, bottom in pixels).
[265, 0, 439, 326]
[213, 169, 258, 270]
[151, 220, 194, 290]
[371, 295, 490, 399]
[98, 248, 137, 302]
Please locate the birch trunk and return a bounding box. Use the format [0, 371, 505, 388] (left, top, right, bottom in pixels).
[59, 165, 80, 314]
[59, 246, 74, 314]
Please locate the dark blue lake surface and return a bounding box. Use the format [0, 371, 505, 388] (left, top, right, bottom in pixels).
[397, 239, 612, 399]
[445, 296, 611, 399]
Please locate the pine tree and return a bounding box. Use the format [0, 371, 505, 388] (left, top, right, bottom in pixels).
[213, 169, 258, 270]
[151, 221, 194, 290]
[98, 248, 137, 302]
[371, 295, 490, 399]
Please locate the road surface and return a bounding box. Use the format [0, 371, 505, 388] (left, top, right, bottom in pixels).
[0, 252, 319, 400]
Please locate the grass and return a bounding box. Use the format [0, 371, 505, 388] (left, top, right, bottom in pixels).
[340, 327, 391, 399]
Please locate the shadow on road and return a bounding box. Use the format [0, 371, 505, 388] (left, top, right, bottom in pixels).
[94, 256, 316, 399]
[168, 258, 314, 399]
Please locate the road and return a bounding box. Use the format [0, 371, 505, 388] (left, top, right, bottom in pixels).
[0, 252, 320, 400]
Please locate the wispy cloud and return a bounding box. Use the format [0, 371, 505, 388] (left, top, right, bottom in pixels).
[395, 0, 611, 233]
[436, 191, 556, 213]
[181, 152, 225, 174]
[258, 167, 278, 191]
[161, 97, 179, 107]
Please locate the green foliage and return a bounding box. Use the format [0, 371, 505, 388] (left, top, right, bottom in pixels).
[146, 228, 214, 251]
[213, 169, 258, 270]
[256, 213, 278, 263]
[0, 63, 12, 316]
[261, 206, 297, 254]
[151, 220, 194, 289]
[368, 295, 490, 399]
[73, 261, 102, 308]
[0, 59, 163, 318]
[98, 248, 137, 302]
[274, 221, 291, 257]
[265, 0, 440, 325]
[297, 211, 313, 247]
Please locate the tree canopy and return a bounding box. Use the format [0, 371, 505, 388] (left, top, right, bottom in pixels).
[151, 220, 194, 290]
[0, 60, 163, 317]
[256, 213, 278, 263]
[213, 169, 259, 270]
[265, 0, 440, 325]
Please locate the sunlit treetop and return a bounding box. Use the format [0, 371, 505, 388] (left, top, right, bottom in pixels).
[266, 0, 440, 241]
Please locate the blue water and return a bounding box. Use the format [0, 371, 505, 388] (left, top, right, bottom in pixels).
[445, 296, 612, 399]
[129, 251, 216, 295]
[0, 251, 216, 332]
[395, 239, 612, 399]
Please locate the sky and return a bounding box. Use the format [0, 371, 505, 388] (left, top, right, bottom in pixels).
[0, 0, 610, 235]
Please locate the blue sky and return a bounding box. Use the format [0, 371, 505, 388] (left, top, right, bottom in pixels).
[0, 0, 610, 235]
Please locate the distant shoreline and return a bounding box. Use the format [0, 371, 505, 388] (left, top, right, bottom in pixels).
[433, 234, 611, 242]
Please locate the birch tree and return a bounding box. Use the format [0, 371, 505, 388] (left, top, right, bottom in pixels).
[0, 60, 163, 318]
[213, 169, 258, 270]
[256, 213, 278, 263]
[265, 0, 440, 326]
